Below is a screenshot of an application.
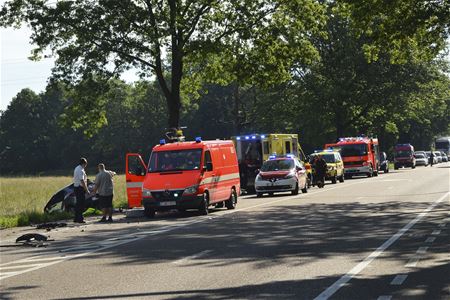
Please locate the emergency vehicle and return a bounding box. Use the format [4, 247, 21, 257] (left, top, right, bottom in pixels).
[254, 154, 308, 197]
[126, 137, 240, 217]
[325, 136, 380, 178]
[309, 150, 345, 184]
[231, 133, 309, 192]
[394, 144, 416, 169]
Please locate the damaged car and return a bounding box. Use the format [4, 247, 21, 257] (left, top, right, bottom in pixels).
[44, 179, 100, 213]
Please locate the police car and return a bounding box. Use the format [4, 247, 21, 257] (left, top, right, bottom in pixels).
[254, 154, 308, 197]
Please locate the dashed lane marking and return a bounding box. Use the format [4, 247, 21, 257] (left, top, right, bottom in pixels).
[416, 246, 428, 255]
[390, 274, 408, 285]
[314, 191, 450, 300]
[425, 237, 436, 243]
[173, 250, 212, 265]
[377, 296, 392, 300]
[432, 230, 441, 235]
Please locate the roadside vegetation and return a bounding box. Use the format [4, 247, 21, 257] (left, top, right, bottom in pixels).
[0, 175, 127, 229]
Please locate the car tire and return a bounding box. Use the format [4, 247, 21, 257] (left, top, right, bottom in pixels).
[339, 174, 344, 183]
[198, 193, 209, 215]
[301, 183, 308, 193]
[412, 164, 416, 169]
[291, 183, 299, 195]
[268, 192, 274, 196]
[256, 193, 263, 198]
[225, 189, 237, 210]
[331, 176, 337, 184]
[144, 206, 155, 218]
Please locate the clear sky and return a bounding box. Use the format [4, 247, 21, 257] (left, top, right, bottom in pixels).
[0, 25, 139, 111]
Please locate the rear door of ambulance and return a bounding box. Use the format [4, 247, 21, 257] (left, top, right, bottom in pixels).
[125, 153, 147, 208]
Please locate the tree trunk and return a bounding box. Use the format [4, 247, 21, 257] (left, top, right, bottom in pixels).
[233, 83, 241, 135]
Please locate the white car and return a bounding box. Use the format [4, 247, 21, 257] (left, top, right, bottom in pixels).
[414, 153, 428, 166]
[255, 156, 308, 197]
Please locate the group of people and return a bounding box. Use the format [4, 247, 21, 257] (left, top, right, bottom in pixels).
[73, 157, 116, 223]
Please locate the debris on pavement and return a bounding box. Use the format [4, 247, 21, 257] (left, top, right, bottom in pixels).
[36, 222, 67, 230]
[15, 233, 49, 247]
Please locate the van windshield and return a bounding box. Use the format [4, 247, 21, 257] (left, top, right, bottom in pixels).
[148, 149, 202, 172]
[261, 159, 294, 171]
[339, 144, 368, 157]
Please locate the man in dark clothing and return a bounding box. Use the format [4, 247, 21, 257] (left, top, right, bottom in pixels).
[314, 155, 327, 188]
[429, 151, 434, 166]
[73, 157, 89, 223]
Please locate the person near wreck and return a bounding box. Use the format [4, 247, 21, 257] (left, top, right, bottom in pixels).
[313, 155, 327, 188]
[93, 163, 116, 222]
[73, 157, 89, 223]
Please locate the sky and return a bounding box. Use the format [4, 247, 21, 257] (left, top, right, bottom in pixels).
[0, 26, 139, 112]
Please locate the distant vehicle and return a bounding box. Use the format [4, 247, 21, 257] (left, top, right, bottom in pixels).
[44, 180, 99, 213]
[379, 152, 390, 173]
[394, 144, 416, 169]
[414, 153, 429, 166]
[325, 136, 380, 178]
[126, 138, 240, 217]
[435, 137, 450, 156]
[309, 150, 345, 184]
[231, 133, 309, 192]
[440, 151, 448, 162]
[425, 151, 438, 164]
[255, 154, 308, 197]
[434, 151, 442, 163]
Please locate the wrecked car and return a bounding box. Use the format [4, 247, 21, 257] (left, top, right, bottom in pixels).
[44, 179, 100, 213]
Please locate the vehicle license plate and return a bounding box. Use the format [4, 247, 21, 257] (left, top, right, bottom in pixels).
[159, 201, 176, 206]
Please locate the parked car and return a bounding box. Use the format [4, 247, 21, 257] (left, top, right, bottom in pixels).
[440, 151, 448, 162]
[414, 153, 429, 166]
[425, 151, 438, 164]
[379, 152, 390, 173]
[434, 151, 442, 163]
[309, 150, 345, 184]
[255, 155, 308, 197]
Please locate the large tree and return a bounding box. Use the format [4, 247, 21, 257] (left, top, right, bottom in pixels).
[1, 0, 325, 130]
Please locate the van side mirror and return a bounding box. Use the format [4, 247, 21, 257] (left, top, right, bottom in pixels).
[205, 162, 213, 172]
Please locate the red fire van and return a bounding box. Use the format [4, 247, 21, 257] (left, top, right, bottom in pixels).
[126, 138, 240, 217]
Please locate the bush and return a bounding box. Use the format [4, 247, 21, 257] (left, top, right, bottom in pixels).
[0, 210, 73, 229]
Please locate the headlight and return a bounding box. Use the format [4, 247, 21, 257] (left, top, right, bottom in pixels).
[327, 166, 334, 170]
[142, 189, 152, 197]
[284, 171, 295, 179]
[255, 174, 262, 181]
[184, 185, 198, 194]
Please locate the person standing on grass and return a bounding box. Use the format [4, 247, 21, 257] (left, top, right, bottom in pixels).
[73, 157, 89, 223]
[93, 163, 116, 223]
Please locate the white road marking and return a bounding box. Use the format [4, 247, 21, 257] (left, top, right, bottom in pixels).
[416, 246, 428, 255]
[390, 274, 408, 285]
[314, 191, 450, 300]
[425, 237, 436, 243]
[438, 222, 446, 228]
[173, 250, 212, 265]
[380, 179, 411, 182]
[432, 230, 441, 235]
[0, 264, 43, 271]
[377, 296, 392, 300]
[405, 257, 420, 268]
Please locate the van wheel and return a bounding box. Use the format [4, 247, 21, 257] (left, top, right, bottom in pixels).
[339, 175, 344, 183]
[199, 193, 209, 215]
[291, 183, 299, 195]
[331, 176, 337, 184]
[268, 192, 274, 196]
[144, 206, 155, 218]
[226, 189, 237, 210]
[374, 170, 378, 176]
[256, 193, 263, 198]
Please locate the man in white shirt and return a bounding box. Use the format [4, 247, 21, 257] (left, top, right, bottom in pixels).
[73, 157, 89, 223]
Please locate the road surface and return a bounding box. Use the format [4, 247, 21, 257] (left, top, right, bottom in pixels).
[1, 163, 449, 299]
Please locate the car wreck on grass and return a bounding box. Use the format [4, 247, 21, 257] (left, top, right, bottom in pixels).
[44, 179, 100, 213]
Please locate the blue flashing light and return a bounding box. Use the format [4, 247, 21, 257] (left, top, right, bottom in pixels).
[269, 155, 277, 160]
[245, 136, 250, 140]
[195, 137, 202, 143]
[236, 137, 241, 140]
[159, 139, 166, 145]
[261, 135, 266, 139]
[286, 153, 295, 158]
[251, 135, 256, 139]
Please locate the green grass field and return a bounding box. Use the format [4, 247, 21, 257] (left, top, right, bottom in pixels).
[0, 175, 128, 228]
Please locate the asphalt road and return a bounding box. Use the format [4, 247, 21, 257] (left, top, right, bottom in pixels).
[1, 163, 449, 300]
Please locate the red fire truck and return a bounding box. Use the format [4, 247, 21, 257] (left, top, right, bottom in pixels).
[324, 136, 380, 178]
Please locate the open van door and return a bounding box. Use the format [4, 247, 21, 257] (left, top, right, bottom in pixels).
[126, 153, 147, 208]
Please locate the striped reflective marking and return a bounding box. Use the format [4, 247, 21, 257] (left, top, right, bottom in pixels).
[126, 182, 143, 188]
[200, 173, 240, 185]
